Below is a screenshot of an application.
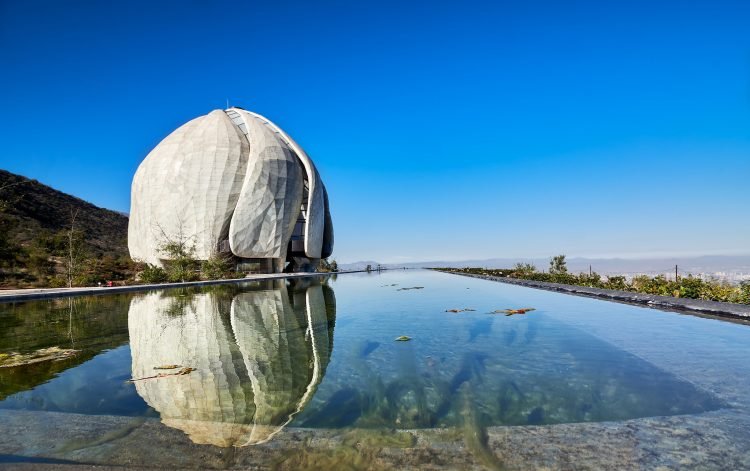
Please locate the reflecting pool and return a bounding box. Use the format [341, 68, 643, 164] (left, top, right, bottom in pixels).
[1, 270, 749, 469]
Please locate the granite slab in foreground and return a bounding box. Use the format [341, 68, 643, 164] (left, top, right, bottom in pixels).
[0, 405, 748, 469]
[437, 271, 750, 321]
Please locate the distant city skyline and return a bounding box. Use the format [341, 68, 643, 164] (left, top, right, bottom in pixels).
[1, 0, 748, 263]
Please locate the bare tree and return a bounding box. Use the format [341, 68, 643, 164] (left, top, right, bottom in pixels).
[66, 208, 81, 288]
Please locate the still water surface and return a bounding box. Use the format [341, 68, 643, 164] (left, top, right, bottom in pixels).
[0, 270, 748, 466]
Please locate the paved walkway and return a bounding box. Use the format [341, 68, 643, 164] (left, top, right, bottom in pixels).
[0, 270, 362, 302]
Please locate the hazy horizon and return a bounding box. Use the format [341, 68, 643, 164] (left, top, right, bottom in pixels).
[340, 253, 750, 266]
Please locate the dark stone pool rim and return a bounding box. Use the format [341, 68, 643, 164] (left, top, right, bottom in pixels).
[434, 270, 750, 322]
[0, 270, 364, 303]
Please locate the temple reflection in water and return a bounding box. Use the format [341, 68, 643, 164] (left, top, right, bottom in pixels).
[127, 277, 336, 447]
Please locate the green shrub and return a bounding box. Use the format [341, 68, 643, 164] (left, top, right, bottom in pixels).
[631, 274, 672, 296]
[676, 276, 704, 299]
[139, 264, 168, 283]
[201, 254, 235, 280]
[699, 280, 737, 303]
[605, 276, 628, 291]
[48, 275, 68, 288]
[739, 281, 750, 304]
[577, 272, 603, 288]
[511, 262, 537, 277]
[164, 262, 198, 283]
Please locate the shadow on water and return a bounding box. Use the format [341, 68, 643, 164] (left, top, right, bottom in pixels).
[432, 351, 489, 426]
[302, 387, 365, 428]
[459, 383, 506, 471]
[359, 340, 380, 358]
[523, 316, 539, 344]
[469, 317, 494, 343]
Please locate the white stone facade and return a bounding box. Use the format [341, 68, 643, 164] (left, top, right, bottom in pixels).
[128, 108, 333, 272]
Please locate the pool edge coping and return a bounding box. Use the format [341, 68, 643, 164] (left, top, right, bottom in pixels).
[0, 270, 367, 303]
[432, 270, 750, 322]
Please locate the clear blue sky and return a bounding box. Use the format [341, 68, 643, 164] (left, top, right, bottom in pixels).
[1, 0, 748, 263]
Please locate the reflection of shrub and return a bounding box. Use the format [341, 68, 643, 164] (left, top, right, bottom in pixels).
[139, 264, 168, 284]
[160, 289, 196, 317]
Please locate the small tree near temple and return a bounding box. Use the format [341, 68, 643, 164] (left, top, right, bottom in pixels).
[549, 254, 568, 275]
[201, 252, 234, 280]
[156, 221, 199, 283]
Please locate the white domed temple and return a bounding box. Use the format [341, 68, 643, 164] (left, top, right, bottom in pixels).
[128, 107, 333, 273]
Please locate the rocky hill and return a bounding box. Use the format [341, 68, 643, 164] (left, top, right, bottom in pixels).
[0, 169, 131, 287]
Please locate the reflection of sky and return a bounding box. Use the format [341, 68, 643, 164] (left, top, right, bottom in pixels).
[294, 271, 732, 427]
[0, 346, 151, 417]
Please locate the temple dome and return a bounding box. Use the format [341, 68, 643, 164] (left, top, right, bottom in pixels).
[128, 108, 333, 273]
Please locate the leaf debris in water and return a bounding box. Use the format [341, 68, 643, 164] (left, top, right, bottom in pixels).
[445, 308, 476, 313]
[153, 364, 181, 370]
[397, 287, 424, 291]
[490, 308, 537, 316]
[128, 367, 196, 382]
[0, 347, 79, 368]
[394, 336, 412, 342]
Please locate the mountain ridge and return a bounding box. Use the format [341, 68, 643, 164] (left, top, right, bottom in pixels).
[0, 169, 129, 256]
[0, 169, 131, 287]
